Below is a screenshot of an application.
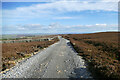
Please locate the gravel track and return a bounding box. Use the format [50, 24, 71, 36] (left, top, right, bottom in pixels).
[1, 37, 92, 79]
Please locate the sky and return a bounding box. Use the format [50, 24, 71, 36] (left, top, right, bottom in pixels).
[2, 0, 119, 34]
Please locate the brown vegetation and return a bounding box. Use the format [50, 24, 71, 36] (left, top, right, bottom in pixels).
[2, 37, 59, 71]
[62, 32, 120, 79]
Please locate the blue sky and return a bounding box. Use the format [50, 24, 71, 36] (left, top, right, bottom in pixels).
[2, 0, 119, 34]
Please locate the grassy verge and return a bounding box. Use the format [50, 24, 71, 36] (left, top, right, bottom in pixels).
[62, 32, 120, 79]
[2, 37, 59, 72]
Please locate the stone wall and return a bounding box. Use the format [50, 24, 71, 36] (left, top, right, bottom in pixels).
[1, 36, 58, 43]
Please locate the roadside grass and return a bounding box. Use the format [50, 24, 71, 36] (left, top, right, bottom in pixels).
[62, 32, 120, 79]
[2, 37, 59, 71]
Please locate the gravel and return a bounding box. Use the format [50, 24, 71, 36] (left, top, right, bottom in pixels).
[1, 37, 93, 79]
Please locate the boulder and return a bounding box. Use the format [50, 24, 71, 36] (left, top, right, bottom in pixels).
[34, 49, 38, 52]
[16, 52, 25, 57]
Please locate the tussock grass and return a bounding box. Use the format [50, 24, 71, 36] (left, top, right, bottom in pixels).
[2, 37, 59, 71]
[62, 32, 120, 79]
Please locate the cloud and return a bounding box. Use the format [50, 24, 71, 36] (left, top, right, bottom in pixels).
[2, 23, 118, 34]
[2, 0, 120, 2]
[53, 16, 76, 19]
[95, 24, 107, 26]
[71, 24, 118, 32]
[2, 1, 118, 34]
[3, 1, 118, 21]
[3, 24, 44, 31]
[101, 0, 119, 2]
[48, 22, 62, 29]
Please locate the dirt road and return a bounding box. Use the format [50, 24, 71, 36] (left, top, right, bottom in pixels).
[2, 37, 92, 78]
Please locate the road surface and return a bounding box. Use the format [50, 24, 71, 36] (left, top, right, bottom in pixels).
[2, 37, 92, 78]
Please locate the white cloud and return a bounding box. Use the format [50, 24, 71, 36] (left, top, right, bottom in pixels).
[18, 27, 25, 30]
[2, 0, 120, 2]
[3, 23, 118, 34]
[3, 1, 118, 20]
[95, 24, 107, 26]
[3, 24, 44, 32]
[48, 22, 62, 29]
[101, 0, 119, 2]
[2, 1, 118, 34]
[53, 16, 76, 19]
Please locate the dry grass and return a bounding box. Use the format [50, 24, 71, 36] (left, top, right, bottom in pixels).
[62, 32, 120, 79]
[2, 37, 59, 71]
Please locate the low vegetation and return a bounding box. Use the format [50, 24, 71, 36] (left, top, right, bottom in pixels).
[62, 32, 120, 79]
[2, 37, 59, 71]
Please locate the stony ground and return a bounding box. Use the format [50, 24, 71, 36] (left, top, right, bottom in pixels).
[1, 37, 92, 79]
